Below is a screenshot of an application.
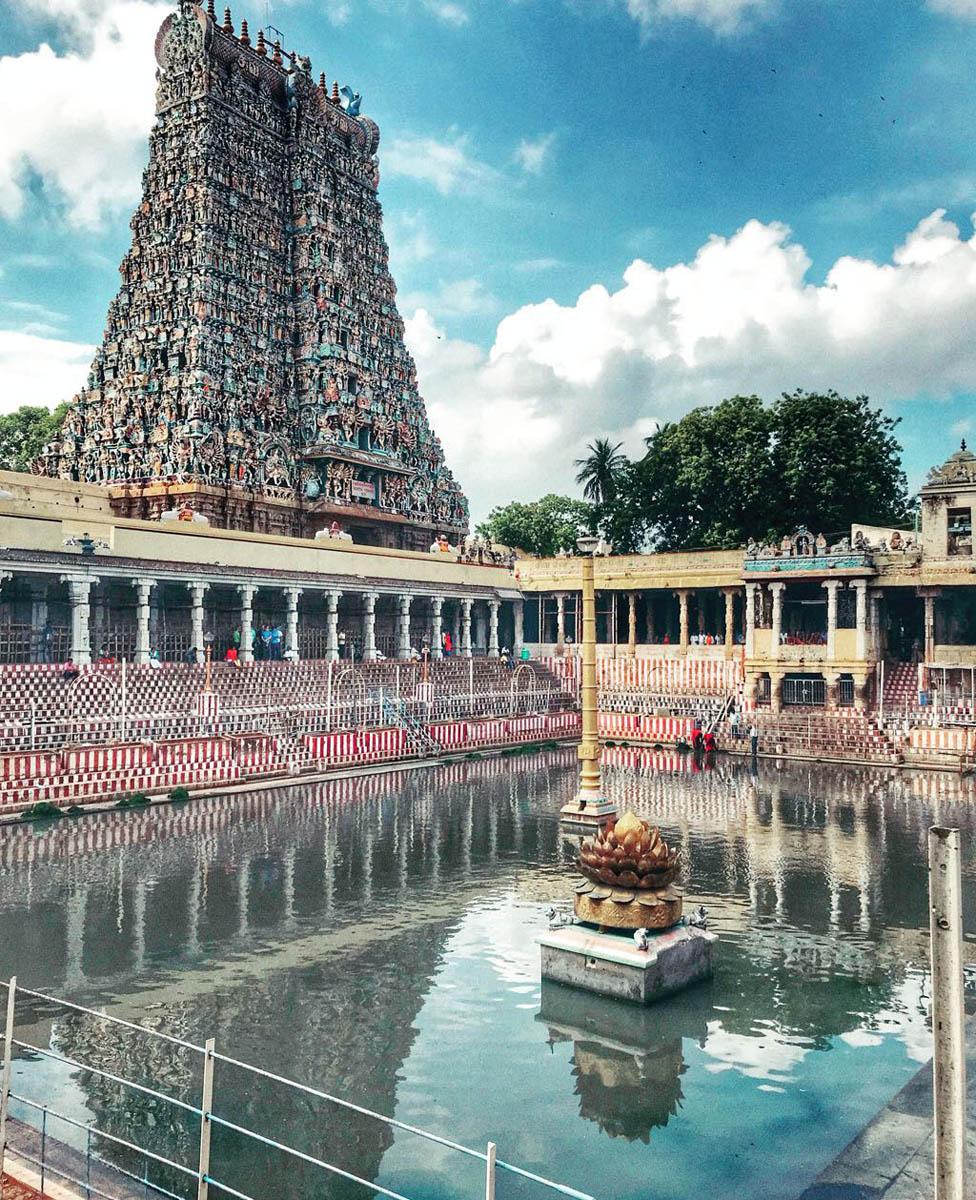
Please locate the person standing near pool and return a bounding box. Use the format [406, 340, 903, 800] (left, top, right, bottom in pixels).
[750, 723, 759, 757]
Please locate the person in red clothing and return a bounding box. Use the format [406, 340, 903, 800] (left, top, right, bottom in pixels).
[703, 729, 717, 754]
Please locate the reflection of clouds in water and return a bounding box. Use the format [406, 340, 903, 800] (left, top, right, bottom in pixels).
[702, 1020, 810, 1082]
[841, 1030, 884, 1048]
[870, 975, 932, 1065]
[450, 897, 539, 988]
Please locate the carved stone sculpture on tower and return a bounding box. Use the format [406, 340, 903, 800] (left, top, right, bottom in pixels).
[38, 0, 468, 550]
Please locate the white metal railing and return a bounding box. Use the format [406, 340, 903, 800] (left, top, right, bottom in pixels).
[0, 978, 595, 1200]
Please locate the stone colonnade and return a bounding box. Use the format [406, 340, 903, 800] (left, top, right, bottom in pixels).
[0, 569, 522, 667]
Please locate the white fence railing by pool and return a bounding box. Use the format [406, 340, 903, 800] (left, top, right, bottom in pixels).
[0, 977, 595, 1200]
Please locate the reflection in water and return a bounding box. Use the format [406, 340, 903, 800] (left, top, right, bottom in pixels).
[539, 982, 710, 1144]
[1, 749, 974, 1200]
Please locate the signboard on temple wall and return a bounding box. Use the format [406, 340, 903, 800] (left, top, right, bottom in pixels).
[351, 480, 376, 501]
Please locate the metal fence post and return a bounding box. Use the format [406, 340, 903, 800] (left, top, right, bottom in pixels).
[0, 977, 16, 1188]
[929, 826, 967, 1200]
[485, 1141, 496, 1200]
[197, 1037, 216, 1200]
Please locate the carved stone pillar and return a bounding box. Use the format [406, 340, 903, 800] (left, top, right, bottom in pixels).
[488, 598, 500, 658]
[825, 670, 841, 710]
[61, 574, 97, 666]
[187, 582, 209, 664]
[237, 583, 257, 665]
[132, 578, 156, 665]
[769, 669, 783, 715]
[744, 582, 758, 657]
[627, 591, 638, 654]
[513, 598, 524, 655]
[397, 594, 412, 659]
[823, 580, 842, 662]
[325, 590, 341, 661]
[919, 587, 940, 664]
[430, 595, 444, 660]
[555, 592, 567, 647]
[769, 581, 786, 661]
[722, 588, 737, 652]
[852, 579, 868, 660]
[461, 598, 473, 658]
[29, 579, 49, 663]
[362, 591, 379, 661]
[284, 586, 302, 660]
[675, 589, 691, 653]
[869, 590, 882, 660]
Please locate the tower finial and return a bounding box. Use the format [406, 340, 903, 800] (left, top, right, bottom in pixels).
[272, 38, 282, 65]
[318, 71, 326, 91]
[256, 27, 266, 54]
[239, 17, 250, 44]
[963, 438, 968, 452]
[206, 0, 216, 21]
[331, 80, 340, 103]
[222, 5, 233, 32]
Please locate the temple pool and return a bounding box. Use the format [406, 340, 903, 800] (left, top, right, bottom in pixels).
[1, 749, 973, 1200]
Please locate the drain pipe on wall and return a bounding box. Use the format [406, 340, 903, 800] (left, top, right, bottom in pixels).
[929, 826, 967, 1200]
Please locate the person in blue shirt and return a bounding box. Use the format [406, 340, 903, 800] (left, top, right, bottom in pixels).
[270, 624, 283, 660]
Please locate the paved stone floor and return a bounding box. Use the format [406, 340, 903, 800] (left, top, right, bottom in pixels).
[799, 1017, 976, 1198]
[1, 1175, 43, 1199]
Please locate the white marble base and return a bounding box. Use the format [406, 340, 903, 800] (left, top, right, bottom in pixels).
[537, 921, 716, 1005]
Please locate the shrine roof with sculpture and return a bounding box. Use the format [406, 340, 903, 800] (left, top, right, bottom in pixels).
[35, 0, 468, 550]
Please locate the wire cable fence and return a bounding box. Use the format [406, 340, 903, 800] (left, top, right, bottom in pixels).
[0, 978, 596, 1200]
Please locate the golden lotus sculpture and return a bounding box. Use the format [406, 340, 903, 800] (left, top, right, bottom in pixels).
[574, 812, 682, 930]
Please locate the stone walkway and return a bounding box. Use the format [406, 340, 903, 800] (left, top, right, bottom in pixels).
[1, 1175, 43, 1199]
[799, 1019, 976, 1198]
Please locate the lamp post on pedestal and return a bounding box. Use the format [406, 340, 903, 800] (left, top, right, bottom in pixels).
[560, 535, 618, 826]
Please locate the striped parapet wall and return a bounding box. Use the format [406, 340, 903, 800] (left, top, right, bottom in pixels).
[537, 653, 742, 697]
[905, 726, 976, 765]
[302, 727, 409, 767]
[598, 713, 695, 743]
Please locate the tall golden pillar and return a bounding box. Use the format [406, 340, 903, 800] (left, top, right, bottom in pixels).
[560, 541, 618, 825]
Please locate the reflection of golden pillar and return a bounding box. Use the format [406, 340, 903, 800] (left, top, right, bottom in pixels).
[561, 552, 617, 823]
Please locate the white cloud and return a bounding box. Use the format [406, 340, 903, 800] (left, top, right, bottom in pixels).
[624, 0, 774, 35]
[0, 330, 94, 413]
[384, 131, 497, 195]
[514, 257, 564, 272]
[927, 0, 976, 16]
[386, 211, 437, 269]
[401, 277, 497, 317]
[406, 209, 976, 522]
[514, 132, 556, 175]
[423, 0, 468, 24]
[0, 0, 165, 228]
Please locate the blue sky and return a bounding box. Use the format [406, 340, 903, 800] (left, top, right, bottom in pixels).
[2, 0, 976, 519]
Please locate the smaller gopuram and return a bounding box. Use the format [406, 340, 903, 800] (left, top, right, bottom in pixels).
[36, 0, 468, 550]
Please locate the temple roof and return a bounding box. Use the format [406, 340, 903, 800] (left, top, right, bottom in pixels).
[923, 439, 976, 489]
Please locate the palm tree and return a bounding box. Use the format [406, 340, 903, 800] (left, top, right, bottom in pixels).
[575, 438, 627, 505]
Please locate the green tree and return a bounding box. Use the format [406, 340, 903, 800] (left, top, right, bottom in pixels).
[599, 390, 909, 552]
[0, 403, 67, 472]
[477, 494, 594, 557]
[770, 389, 909, 536]
[574, 437, 627, 504]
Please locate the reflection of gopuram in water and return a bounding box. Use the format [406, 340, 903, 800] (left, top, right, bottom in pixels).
[538, 982, 709, 1144]
[2, 750, 974, 1194]
[0, 753, 576, 1199]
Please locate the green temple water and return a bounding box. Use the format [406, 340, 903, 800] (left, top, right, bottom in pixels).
[0, 749, 970, 1200]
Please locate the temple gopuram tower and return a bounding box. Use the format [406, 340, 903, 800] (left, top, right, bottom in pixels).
[37, 0, 469, 549]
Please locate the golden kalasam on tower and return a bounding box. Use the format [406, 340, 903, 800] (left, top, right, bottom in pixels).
[573, 812, 683, 930]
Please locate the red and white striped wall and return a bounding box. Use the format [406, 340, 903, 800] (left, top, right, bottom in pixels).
[598, 713, 694, 742]
[908, 727, 975, 754]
